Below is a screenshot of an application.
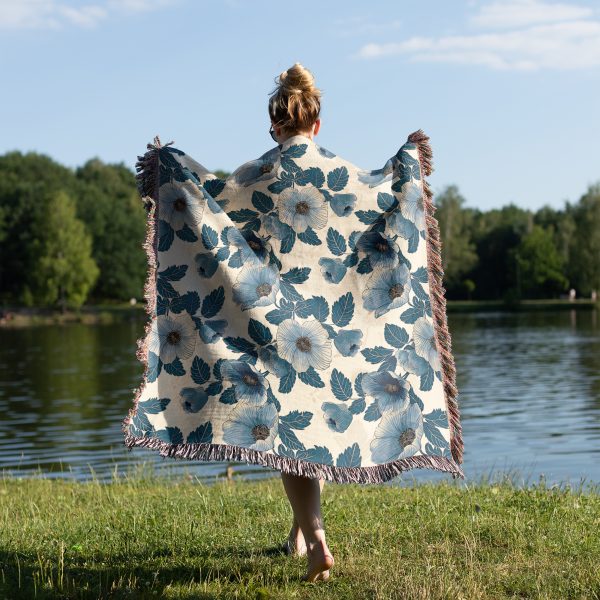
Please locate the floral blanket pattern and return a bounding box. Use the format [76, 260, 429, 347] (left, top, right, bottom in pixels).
[122, 130, 465, 483]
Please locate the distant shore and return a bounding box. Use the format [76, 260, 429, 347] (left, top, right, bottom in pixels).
[0, 302, 145, 327]
[0, 298, 598, 327]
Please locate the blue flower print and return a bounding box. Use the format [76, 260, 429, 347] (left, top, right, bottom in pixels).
[321, 402, 353, 433]
[362, 264, 412, 318]
[412, 317, 441, 372]
[230, 150, 280, 187]
[388, 210, 419, 240]
[180, 386, 209, 413]
[198, 319, 228, 344]
[361, 370, 410, 414]
[277, 184, 328, 233]
[318, 257, 347, 284]
[148, 312, 197, 365]
[356, 156, 395, 188]
[333, 329, 363, 357]
[330, 193, 357, 217]
[232, 265, 280, 310]
[262, 214, 289, 240]
[355, 231, 400, 269]
[226, 228, 272, 265]
[195, 252, 218, 278]
[397, 347, 430, 377]
[222, 401, 279, 451]
[316, 144, 336, 159]
[370, 402, 424, 463]
[220, 359, 268, 404]
[159, 180, 206, 231]
[276, 318, 332, 372]
[399, 181, 425, 230]
[257, 345, 291, 378]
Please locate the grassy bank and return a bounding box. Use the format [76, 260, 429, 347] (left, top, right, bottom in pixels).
[1, 298, 598, 328]
[0, 303, 145, 327]
[447, 298, 600, 313]
[1, 472, 598, 599]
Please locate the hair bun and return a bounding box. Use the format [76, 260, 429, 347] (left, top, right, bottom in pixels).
[268, 62, 322, 135]
[280, 62, 317, 96]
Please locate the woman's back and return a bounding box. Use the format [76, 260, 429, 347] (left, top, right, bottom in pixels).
[123, 61, 463, 583]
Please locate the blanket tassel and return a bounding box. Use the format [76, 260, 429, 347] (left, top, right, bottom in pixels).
[407, 129, 464, 467]
[122, 134, 165, 441]
[123, 433, 465, 484]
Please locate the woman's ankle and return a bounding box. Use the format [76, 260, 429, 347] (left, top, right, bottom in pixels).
[305, 530, 328, 551]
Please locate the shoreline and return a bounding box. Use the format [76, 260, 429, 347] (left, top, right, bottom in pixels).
[0, 303, 146, 327]
[0, 298, 598, 328]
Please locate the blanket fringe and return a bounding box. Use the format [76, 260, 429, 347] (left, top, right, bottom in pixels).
[407, 129, 464, 466]
[123, 433, 464, 483]
[121, 135, 168, 438]
[121, 132, 466, 485]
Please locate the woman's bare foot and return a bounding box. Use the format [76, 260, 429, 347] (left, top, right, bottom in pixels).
[301, 539, 334, 582]
[282, 523, 307, 556]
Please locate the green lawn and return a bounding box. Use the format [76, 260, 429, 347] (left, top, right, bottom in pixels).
[1, 470, 599, 599]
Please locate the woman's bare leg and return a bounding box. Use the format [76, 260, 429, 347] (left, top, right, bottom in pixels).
[283, 477, 325, 556]
[280, 472, 334, 581]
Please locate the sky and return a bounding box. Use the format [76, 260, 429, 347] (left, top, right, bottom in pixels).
[1, 0, 599, 212]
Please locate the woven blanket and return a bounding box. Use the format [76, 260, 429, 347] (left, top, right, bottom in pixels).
[122, 130, 465, 483]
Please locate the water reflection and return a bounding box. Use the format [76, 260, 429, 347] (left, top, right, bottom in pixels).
[0, 308, 598, 487]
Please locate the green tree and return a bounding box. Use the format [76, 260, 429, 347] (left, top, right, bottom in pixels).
[29, 190, 99, 309]
[0, 151, 80, 302]
[511, 224, 568, 298]
[1, 147, 598, 306]
[469, 203, 531, 300]
[462, 278, 475, 300]
[74, 158, 147, 301]
[433, 185, 478, 297]
[568, 184, 600, 296]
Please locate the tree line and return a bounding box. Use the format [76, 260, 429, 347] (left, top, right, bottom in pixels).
[0, 150, 598, 309]
[436, 183, 599, 302]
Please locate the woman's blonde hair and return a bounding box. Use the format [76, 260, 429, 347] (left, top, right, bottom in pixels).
[268, 62, 322, 136]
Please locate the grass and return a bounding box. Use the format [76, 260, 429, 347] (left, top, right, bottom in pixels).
[1, 468, 599, 600]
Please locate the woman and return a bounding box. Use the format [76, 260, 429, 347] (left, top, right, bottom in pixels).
[124, 58, 464, 587]
[268, 62, 334, 583]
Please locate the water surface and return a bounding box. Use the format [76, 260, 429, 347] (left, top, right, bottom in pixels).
[1, 308, 598, 488]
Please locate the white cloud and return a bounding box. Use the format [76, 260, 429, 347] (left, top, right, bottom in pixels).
[59, 4, 108, 27]
[107, 0, 178, 13]
[0, 0, 178, 30]
[470, 0, 594, 29]
[354, 0, 600, 71]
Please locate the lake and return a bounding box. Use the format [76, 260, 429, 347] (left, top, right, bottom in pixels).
[1, 308, 598, 488]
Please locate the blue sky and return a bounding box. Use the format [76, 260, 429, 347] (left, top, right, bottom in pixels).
[1, 0, 599, 211]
